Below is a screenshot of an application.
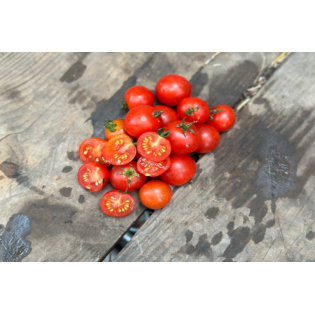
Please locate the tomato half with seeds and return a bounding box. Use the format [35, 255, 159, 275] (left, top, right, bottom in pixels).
[109, 161, 146, 191]
[100, 190, 135, 217]
[139, 180, 172, 210]
[77, 162, 109, 192]
[122, 86, 154, 110]
[125, 105, 162, 138]
[79, 138, 110, 166]
[195, 124, 220, 153]
[137, 156, 171, 177]
[102, 134, 136, 166]
[166, 119, 201, 155]
[137, 129, 171, 162]
[207, 104, 235, 132]
[160, 155, 196, 186]
[177, 97, 210, 125]
[154, 105, 179, 127]
[104, 119, 126, 140]
[155, 74, 192, 106]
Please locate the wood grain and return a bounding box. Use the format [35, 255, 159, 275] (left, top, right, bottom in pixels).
[0, 52, 278, 261]
[116, 52, 315, 262]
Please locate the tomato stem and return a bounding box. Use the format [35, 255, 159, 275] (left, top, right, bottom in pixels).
[185, 106, 200, 116]
[121, 100, 128, 110]
[152, 110, 164, 118]
[118, 188, 129, 194]
[104, 120, 117, 132]
[117, 164, 139, 187]
[157, 127, 170, 138]
[176, 118, 197, 137]
[209, 108, 224, 121]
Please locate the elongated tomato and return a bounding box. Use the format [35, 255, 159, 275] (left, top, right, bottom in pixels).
[137, 129, 171, 162]
[79, 138, 110, 166]
[137, 156, 171, 177]
[77, 162, 109, 192]
[102, 134, 136, 166]
[100, 190, 135, 217]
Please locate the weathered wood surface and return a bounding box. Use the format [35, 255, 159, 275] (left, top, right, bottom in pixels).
[116, 52, 315, 262]
[0, 52, 278, 262]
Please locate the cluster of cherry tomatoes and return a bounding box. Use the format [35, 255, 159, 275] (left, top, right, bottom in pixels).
[77, 74, 235, 217]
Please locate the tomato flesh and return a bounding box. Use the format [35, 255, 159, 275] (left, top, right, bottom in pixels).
[137, 156, 171, 177]
[79, 138, 110, 166]
[100, 190, 135, 217]
[77, 162, 109, 192]
[137, 131, 171, 162]
[207, 104, 235, 132]
[109, 161, 146, 191]
[102, 134, 136, 166]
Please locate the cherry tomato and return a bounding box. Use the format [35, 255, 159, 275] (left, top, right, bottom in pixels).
[100, 190, 135, 217]
[139, 180, 172, 210]
[166, 119, 201, 155]
[109, 161, 146, 191]
[104, 119, 126, 140]
[177, 97, 210, 125]
[155, 74, 192, 106]
[160, 154, 196, 186]
[122, 86, 154, 110]
[125, 105, 162, 138]
[207, 104, 235, 132]
[137, 129, 171, 162]
[154, 105, 179, 127]
[77, 162, 109, 192]
[79, 138, 110, 166]
[102, 134, 136, 166]
[195, 124, 220, 153]
[137, 156, 171, 177]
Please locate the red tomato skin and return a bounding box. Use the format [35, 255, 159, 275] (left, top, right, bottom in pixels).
[78, 138, 110, 166]
[195, 124, 220, 153]
[77, 162, 109, 192]
[154, 105, 179, 127]
[155, 74, 192, 106]
[160, 155, 196, 186]
[124, 86, 154, 109]
[207, 104, 235, 132]
[105, 119, 126, 140]
[137, 156, 171, 177]
[166, 120, 201, 155]
[139, 180, 172, 210]
[125, 105, 162, 138]
[177, 97, 210, 125]
[100, 190, 135, 217]
[109, 161, 146, 191]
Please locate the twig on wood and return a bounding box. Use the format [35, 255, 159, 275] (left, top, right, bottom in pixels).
[205, 52, 222, 65]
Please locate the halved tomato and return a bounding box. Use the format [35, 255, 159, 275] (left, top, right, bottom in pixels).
[137, 156, 171, 177]
[100, 190, 135, 217]
[102, 134, 136, 166]
[137, 129, 171, 162]
[79, 138, 110, 166]
[77, 162, 109, 192]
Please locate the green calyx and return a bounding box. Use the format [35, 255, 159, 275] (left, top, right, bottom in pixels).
[118, 188, 129, 194]
[185, 106, 200, 116]
[157, 127, 170, 138]
[121, 100, 128, 110]
[209, 108, 224, 121]
[176, 118, 197, 137]
[104, 120, 117, 132]
[152, 110, 164, 118]
[117, 165, 139, 187]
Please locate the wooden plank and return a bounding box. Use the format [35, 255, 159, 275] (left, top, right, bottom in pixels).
[0, 52, 278, 262]
[116, 52, 315, 262]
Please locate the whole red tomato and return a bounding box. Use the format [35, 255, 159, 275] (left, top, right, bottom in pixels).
[109, 161, 146, 191]
[139, 180, 172, 210]
[104, 119, 126, 140]
[160, 154, 196, 186]
[125, 105, 162, 138]
[123, 86, 154, 110]
[166, 119, 201, 155]
[154, 105, 179, 127]
[155, 74, 192, 106]
[195, 124, 220, 153]
[207, 104, 235, 132]
[177, 97, 210, 125]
